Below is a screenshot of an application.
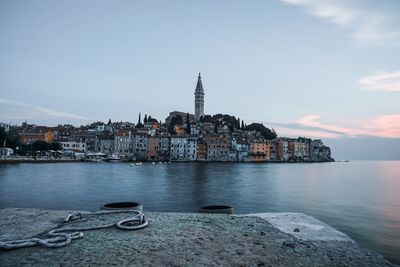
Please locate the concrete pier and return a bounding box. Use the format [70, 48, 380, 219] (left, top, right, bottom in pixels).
[0, 208, 392, 266]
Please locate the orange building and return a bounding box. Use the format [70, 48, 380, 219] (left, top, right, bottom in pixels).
[19, 128, 54, 144]
[250, 141, 270, 162]
[196, 143, 207, 161]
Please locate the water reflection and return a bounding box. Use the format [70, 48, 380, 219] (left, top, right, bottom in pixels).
[0, 161, 399, 263]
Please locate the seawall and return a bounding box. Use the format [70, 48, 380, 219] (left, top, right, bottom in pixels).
[0, 208, 392, 266]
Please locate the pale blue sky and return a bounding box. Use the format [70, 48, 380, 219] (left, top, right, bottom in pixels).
[1, 0, 400, 159]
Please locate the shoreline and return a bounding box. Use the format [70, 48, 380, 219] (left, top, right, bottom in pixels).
[0, 158, 335, 164]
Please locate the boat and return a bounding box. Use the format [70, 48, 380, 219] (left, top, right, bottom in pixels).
[106, 154, 122, 162]
[134, 162, 143, 166]
[85, 152, 106, 162]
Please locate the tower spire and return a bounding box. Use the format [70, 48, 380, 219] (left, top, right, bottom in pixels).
[195, 73, 203, 92]
[194, 72, 205, 121]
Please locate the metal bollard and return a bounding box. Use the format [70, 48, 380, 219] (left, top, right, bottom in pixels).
[101, 202, 143, 212]
[199, 205, 234, 214]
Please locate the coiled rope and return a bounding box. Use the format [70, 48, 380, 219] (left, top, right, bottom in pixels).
[0, 210, 148, 251]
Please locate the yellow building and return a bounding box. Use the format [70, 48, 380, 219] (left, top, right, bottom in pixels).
[250, 141, 270, 162]
[19, 129, 54, 144]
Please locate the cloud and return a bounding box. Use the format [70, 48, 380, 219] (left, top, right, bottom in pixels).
[358, 114, 400, 138]
[358, 70, 400, 92]
[279, 0, 400, 45]
[0, 98, 89, 121]
[264, 113, 400, 139]
[281, 114, 400, 139]
[296, 114, 351, 134]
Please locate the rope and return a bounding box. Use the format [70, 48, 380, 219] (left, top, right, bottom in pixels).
[0, 210, 148, 251]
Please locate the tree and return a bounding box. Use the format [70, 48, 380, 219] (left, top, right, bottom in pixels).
[144, 114, 148, 123]
[241, 121, 245, 130]
[0, 127, 5, 147]
[136, 113, 143, 128]
[237, 118, 240, 129]
[214, 124, 218, 133]
[186, 113, 191, 134]
[244, 123, 277, 140]
[169, 115, 183, 134]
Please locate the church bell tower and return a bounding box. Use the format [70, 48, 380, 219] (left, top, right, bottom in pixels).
[194, 73, 205, 121]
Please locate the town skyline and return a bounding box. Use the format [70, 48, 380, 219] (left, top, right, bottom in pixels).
[1, 0, 399, 160]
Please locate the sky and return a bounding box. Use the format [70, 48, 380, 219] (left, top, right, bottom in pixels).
[0, 0, 400, 159]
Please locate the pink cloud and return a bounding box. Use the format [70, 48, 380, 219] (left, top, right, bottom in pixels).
[290, 114, 400, 139]
[297, 114, 351, 134]
[358, 114, 400, 138]
[358, 71, 400, 92]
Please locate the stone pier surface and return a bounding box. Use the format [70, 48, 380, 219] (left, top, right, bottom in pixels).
[0, 208, 392, 266]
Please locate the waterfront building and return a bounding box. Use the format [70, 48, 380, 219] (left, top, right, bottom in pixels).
[196, 142, 207, 161]
[194, 73, 205, 121]
[236, 142, 250, 162]
[99, 138, 114, 156]
[60, 140, 86, 152]
[288, 138, 310, 161]
[0, 147, 14, 156]
[132, 132, 148, 161]
[85, 138, 98, 153]
[206, 135, 230, 161]
[114, 130, 132, 159]
[19, 126, 54, 144]
[276, 138, 289, 161]
[159, 136, 171, 161]
[310, 139, 323, 161]
[186, 137, 197, 161]
[250, 141, 270, 162]
[147, 136, 160, 161]
[170, 136, 187, 161]
[268, 141, 277, 161]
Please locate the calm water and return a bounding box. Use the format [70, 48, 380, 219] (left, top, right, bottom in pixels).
[0, 161, 399, 263]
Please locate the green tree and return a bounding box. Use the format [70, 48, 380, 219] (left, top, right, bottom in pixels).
[186, 113, 191, 134]
[0, 127, 5, 147]
[244, 123, 277, 140]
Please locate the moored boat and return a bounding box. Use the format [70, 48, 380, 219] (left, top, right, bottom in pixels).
[106, 154, 122, 162]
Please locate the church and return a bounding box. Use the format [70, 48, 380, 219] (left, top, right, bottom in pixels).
[165, 73, 205, 126]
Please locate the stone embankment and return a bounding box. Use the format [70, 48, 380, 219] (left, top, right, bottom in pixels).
[0, 208, 392, 266]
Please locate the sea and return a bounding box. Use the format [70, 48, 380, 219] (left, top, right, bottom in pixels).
[0, 161, 399, 264]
